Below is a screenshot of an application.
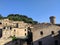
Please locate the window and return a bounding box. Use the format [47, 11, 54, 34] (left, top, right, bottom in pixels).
[10, 27, 12, 30]
[25, 33, 26, 36]
[0, 29, 2, 38]
[14, 35, 15, 36]
[38, 41, 42, 45]
[14, 29, 16, 32]
[25, 29, 26, 31]
[16, 23, 18, 28]
[28, 27, 31, 30]
[51, 31, 54, 34]
[40, 31, 43, 35]
[3, 27, 5, 29]
[0, 22, 2, 24]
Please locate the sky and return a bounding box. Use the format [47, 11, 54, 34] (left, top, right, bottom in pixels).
[0, 0, 60, 23]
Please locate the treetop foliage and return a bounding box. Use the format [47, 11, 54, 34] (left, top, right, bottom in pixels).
[0, 14, 38, 24]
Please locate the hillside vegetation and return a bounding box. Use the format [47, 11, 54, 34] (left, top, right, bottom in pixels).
[0, 14, 38, 24]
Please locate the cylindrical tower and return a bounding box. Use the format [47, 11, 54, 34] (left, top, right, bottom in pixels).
[49, 16, 56, 24]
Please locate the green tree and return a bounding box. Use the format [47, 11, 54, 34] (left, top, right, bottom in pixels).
[0, 14, 38, 24]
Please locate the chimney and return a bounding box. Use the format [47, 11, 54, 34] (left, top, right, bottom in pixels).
[49, 16, 56, 24]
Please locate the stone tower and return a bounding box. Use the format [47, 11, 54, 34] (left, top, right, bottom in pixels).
[49, 16, 56, 24]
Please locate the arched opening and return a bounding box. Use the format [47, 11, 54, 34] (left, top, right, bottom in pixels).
[40, 31, 43, 35]
[0, 29, 2, 38]
[54, 40, 58, 45]
[0, 22, 2, 24]
[38, 41, 42, 45]
[10, 26, 12, 30]
[16, 23, 18, 28]
[51, 31, 54, 34]
[25, 33, 26, 36]
[3, 27, 6, 29]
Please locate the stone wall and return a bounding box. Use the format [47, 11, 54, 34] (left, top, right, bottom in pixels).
[0, 19, 29, 45]
[32, 24, 60, 45]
